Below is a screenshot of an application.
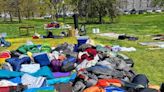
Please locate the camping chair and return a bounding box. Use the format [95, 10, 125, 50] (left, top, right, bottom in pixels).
[79, 24, 86, 36]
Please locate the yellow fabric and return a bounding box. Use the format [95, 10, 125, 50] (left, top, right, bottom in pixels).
[27, 52, 33, 57]
[6, 37, 77, 51]
[0, 58, 6, 68]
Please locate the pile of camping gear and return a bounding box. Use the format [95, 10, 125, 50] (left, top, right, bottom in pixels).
[0, 38, 163, 92]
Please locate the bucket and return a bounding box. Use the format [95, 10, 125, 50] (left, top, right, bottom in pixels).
[77, 36, 89, 47]
[92, 28, 96, 33]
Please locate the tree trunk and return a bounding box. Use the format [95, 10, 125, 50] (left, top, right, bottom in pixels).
[110, 16, 114, 23]
[16, 0, 21, 23]
[99, 12, 102, 24]
[32, 12, 34, 19]
[49, 5, 54, 21]
[85, 13, 88, 23]
[9, 11, 13, 22]
[55, 5, 58, 22]
[63, 4, 66, 24]
[27, 10, 30, 19]
[55, 13, 58, 22]
[3, 10, 7, 22]
[17, 9, 22, 23]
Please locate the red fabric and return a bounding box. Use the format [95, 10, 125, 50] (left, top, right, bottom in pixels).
[96, 79, 121, 87]
[85, 48, 97, 57]
[0, 52, 10, 58]
[78, 48, 97, 62]
[79, 74, 86, 79]
[78, 54, 93, 63]
[47, 24, 54, 28]
[81, 54, 93, 61]
[0, 86, 17, 92]
[32, 36, 39, 39]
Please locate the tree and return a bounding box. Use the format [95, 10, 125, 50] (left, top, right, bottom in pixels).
[37, 0, 49, 17]
[21, 0, 38, 19]
[38, 0, 62, 21]
[0, 0, 8, 22]
[152, 0, 164, 8]
[96, 0, 107, 23]
[69, 0, 119, 23]
[0, 0, 16, 22]
[15, 0, 22, 23]
[106, 0, 119, 23]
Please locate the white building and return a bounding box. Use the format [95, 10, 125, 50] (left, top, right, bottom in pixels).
[118, 0, 163, 11]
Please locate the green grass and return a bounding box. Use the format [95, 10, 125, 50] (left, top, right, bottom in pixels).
[0, 13, 164, 85]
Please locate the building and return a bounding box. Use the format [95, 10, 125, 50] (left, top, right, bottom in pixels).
[118, 0, 162, 11]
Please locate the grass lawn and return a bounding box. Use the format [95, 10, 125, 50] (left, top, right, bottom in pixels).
[0, 13, 164, 85]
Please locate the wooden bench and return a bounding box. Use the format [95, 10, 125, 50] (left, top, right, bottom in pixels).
[19, 26, 35, 36]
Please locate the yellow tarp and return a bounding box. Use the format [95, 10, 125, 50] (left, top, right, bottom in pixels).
[5, 37, 77, 51]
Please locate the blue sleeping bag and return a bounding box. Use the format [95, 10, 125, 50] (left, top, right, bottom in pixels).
[0, 70, 23, 79]
[47, 71, 77, 85]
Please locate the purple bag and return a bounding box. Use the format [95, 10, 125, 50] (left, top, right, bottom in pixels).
[50, 59, 62, 72]
[53, 72, 71, 78]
